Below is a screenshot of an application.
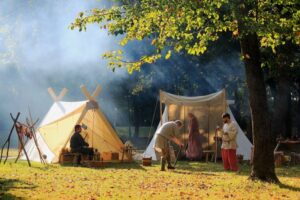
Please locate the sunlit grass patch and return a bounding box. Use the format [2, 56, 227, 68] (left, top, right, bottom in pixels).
[0, 161, 299, 199]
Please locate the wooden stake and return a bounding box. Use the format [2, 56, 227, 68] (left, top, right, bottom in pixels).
[26, 108, 46, 164]
[10, 114, 31, 167]
[0, 112, 20, 163]
[159, 90, 163, 125]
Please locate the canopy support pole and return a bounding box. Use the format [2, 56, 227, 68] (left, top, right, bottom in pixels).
[207, 103, 210, 149]
[159, 90, 163, 125]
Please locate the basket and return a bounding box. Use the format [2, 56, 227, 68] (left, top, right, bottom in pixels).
[142, 157, 152, 166]
[102, 152, 119, 161]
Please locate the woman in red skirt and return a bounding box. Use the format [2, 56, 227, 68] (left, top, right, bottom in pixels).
[185, 113, 203, 160]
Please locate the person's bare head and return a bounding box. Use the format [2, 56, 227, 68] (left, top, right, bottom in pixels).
[74, 124, 82, 133]
[222, 113, 231, 124]
[175, 120, 183, 128]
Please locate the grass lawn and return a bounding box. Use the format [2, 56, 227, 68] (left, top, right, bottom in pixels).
[0, 160, 299, 200]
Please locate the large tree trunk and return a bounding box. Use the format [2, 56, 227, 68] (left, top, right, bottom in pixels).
[240, 33, 279, 182]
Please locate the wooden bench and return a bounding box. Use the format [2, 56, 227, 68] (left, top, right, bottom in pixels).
[274, 140, 300, 166]
[59, 153, 89, 164]
[203, 150, 216, 162]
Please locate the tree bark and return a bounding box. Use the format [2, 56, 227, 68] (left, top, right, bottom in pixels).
[239, 33, 279, 182]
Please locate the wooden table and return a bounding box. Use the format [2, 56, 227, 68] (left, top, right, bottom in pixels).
[274, 140, 300, 166]
[274, 140, 300, 152]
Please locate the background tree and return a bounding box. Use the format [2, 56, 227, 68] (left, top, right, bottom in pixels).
[71, 0, 299, 182]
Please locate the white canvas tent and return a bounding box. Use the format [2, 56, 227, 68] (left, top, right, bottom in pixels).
[21, 86, 126, 163]
[144, 89, 253, 160]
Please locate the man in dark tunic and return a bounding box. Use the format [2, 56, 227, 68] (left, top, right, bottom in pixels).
[70, 124, 94, 164]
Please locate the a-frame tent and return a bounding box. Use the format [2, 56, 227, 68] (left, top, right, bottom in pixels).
[21, 85, 126, 163]
[144, 89, 253, 161]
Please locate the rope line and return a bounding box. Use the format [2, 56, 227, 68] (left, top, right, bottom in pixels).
[146, 96, 159, 146]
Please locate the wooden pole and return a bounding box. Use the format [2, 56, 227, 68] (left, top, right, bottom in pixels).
[14, 134, 31, 167]
[0, 112, 20, 164]
[159, 90, 163, 125]
[26, 114, 45, 165]
[215, 129, 218, 163]
[11, 113, 31, 167]
[207, 103, 210, 149]
[224, 89, 227, 112]
[183, 104, 187, 148]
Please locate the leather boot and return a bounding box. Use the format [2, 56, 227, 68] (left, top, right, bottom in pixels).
[160, 156, 166, 171]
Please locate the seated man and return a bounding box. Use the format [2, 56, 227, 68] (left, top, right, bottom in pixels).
[70, 124, 94, 164]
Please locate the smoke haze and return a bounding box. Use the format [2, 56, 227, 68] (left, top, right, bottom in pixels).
[0, 0, 128, 146]
[0, 1, 247, 147]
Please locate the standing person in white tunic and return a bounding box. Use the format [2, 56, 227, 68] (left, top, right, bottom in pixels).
[154, 120, 184, 171]
[216, 113, 238, 171]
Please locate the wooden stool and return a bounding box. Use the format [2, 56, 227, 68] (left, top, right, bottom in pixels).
[203, 150, 215, 162]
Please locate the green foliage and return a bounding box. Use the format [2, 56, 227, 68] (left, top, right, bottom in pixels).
[102, 50, 161, 73]
[70, 0, 299, 72]
[257, 1, 300, 52]
[131, 72, 154, 95]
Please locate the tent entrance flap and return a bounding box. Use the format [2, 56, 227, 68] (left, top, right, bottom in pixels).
[75, 108, 124, 154]
[38, 106, 84, 162]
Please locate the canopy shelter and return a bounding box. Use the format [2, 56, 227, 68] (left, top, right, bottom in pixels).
[144, 89, 252, 160]
[21, 85, 127, 163]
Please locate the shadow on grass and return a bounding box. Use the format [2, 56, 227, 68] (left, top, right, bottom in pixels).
[279, 183, 300, 192]
[172, 170, 219, 176]
[171, 161, 300, 179]
[101, 161, 147, 171]
[174, 161, 251, 176]
[0, 178, 37, 200]
[60, 161, 147, 171]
